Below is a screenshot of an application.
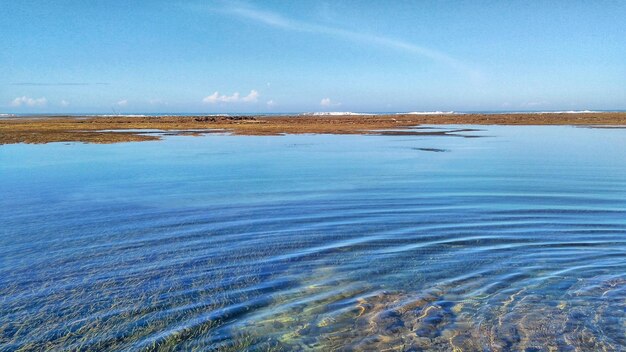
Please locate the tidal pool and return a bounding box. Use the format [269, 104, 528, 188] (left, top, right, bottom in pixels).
[1, 126, 625, 351]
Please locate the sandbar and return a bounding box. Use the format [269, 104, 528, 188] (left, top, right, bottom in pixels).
[1, 112, 626, 144]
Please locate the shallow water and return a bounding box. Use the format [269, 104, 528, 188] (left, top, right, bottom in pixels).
[1, 126, 625, 351]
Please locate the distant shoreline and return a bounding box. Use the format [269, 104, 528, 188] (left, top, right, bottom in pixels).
[1, 112, 626, 145]
[2, 110, 626, 119]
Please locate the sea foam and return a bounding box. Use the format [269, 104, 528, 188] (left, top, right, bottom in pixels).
[401, 111, 459, 115]
[305, 112, 374, 116]
[536, 110, 597, 114]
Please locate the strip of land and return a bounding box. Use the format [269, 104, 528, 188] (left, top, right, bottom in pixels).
[1, 112, 626, 144]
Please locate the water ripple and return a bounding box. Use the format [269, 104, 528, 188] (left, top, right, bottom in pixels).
[1, 127, 625, 350]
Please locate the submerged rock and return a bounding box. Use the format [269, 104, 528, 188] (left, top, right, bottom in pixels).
[229, 275, 624, 351]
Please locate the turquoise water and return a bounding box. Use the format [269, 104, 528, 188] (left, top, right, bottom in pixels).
[1, 126, 625, 351]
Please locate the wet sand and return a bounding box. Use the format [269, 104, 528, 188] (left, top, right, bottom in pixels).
[1, 112, 626, 144]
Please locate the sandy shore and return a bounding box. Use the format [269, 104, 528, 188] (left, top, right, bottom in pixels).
[1, 112, 625, 144]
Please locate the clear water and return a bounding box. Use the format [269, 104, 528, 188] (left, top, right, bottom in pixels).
[1, 126, 625, 351]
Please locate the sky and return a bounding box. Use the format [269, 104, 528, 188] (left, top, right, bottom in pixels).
[1, 0, 625, 114]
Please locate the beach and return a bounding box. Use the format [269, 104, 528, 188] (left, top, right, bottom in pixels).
[1, 112, 626, 144]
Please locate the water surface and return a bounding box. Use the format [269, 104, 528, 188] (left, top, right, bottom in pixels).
[1, 126, 625, 351]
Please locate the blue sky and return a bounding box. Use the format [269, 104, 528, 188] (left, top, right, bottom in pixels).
[2, 0, 625, 113]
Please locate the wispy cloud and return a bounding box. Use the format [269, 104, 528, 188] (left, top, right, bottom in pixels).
[203, 90, 260, 104]
[60, 99, 70, 107]
[9, 82, 109, 86]
[320, 97, 340, 107]
[266, 99, 276, 107]
[116, 99, 128, 107]
[211, 2, 479, 78]
[11, 96, 47, 107]
[148, 99, 168, 105]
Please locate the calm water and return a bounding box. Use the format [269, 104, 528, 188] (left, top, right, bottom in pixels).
[1, 126, 625, 351]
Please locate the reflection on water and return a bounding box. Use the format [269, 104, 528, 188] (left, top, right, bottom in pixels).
[1, 126, 625, 351]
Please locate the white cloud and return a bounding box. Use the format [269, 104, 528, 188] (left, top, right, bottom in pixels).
[10, 96, 47, 107]
[213, 3, 480, 79]
[242, 90, 259, 102]
[203, 92, 238, 103]
[148, 99, 167, 105]
[60, 100, 70, 107]
[203, 90, 260, 104]
[116, 99, 128, 107]
[266, 99, 276, 107]
[320, 97, 341, 107]
[524, 101, 545, 107]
